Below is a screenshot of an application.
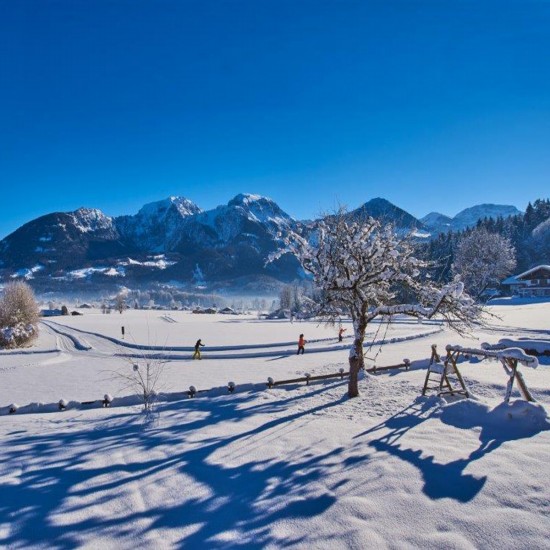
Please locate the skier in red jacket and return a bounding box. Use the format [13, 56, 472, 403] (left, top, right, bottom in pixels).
[297, 334, 306, 355]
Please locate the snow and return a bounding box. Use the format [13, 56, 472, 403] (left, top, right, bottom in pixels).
[70, 208, 115, 233]
[115, 196, 202, 251]
[448, 344, 540, 367]
[63, 266, 125, 279]
[136, 196, 201, 221]
[0, 323, 36, 347]
[0, 303, 549, 547]
[513, 264, 550, 280]
[493, 338, 550, 355]
[10, 265, 44, 280]
[119, 256, 176, 270]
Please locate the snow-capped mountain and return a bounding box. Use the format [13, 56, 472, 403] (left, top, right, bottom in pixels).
[175, 193, 294, 248]
[169, 194, 299, 282]
[0, 194, 301, 290]
[422, 204, 522, 234]
[116, 196, 202, 252]
[0, 195, 527, 292]
[0, 208, 122, 271]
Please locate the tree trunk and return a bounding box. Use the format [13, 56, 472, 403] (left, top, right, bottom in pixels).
[348, 318, 366, 398]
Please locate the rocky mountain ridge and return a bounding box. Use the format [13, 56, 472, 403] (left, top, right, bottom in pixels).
[0, 195, 524, 293]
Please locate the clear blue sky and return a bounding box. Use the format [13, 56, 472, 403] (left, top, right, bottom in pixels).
[1, 0, 549, 238]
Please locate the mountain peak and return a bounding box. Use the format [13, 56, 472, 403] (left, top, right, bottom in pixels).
[137, 196, 201, 218]
[352, 197, 422, 229]
[228, 193, 272, 207]
[420, 211, 452, 227]
[451, 204, 521, 231]
[421, 203, 522, 234]
[226, 193, 293, 225]
[364, 197, 392, 206]
[71, 208, 114, 233]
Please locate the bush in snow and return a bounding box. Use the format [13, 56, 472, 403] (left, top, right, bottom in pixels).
[0, 323, 37, 348]
[0, 281, 39, 348]
[270, 209, 483, 398]
[452, 227, 516, 300]
[113, 358, 166, 413]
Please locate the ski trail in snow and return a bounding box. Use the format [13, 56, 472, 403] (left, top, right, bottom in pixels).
[40, 321, 92, 351]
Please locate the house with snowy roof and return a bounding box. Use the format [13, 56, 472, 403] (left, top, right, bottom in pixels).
[502, 265, 550, 297]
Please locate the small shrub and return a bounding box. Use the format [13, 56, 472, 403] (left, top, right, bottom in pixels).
[0, 282, 39, 348]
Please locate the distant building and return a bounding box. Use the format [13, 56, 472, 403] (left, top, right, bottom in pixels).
[502, 265, 550, 297]
[41, 308, 63, 317]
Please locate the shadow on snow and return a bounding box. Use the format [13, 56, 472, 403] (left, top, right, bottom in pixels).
[0, 383, 349, 549]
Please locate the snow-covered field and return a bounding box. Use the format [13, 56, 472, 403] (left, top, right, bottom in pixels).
[1, 304, 549, 548]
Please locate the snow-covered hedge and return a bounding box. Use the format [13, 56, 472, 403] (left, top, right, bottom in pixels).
[0, 281, 39, 348]
[0, 322, 37, 349]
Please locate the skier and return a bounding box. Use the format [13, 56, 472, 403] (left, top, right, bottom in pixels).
[297, 334, 306, 355]
[338, 327, 347, 342]
[193, 339, 205, 360]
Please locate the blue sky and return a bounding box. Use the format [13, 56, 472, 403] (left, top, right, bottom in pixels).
[1, 0, 549, 238]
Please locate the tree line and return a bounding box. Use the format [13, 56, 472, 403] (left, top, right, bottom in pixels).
[421, 198, 550, 290]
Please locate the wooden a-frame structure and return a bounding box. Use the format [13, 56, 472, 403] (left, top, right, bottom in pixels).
[423, 344, 538, 402]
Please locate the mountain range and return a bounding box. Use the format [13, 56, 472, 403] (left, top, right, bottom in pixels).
[420, 204, 521, 234]
[0, 195, 522, 293]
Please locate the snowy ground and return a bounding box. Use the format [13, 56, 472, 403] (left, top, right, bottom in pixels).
[0, 304, 549, 548]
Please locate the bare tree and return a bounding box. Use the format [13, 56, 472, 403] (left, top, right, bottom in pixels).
[0, 281, 40, 348]
[452, 227, 516, 300]
[109, 335, 168, 414]
[271, 211, 482, 398]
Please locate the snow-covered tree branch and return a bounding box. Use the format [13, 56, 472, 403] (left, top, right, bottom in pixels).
[269, 210, 483, 398]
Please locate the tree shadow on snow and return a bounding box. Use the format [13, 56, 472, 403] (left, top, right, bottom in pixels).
[355, 396, 550, 504]
[0, 384, 351, 549]
[438, 398, 550, 461]
[354, 397, 488, 503]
